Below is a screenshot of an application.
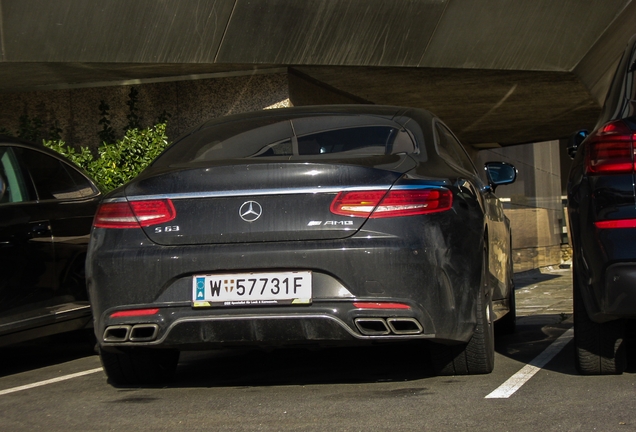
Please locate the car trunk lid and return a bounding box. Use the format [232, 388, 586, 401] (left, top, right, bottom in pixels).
[124, 157, 415, 245]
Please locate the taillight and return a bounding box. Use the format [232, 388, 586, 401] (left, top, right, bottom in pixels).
[110, 308, 160, 318]
[330, 188, 452, 218]
[94, 199, 176, 229]
[586, 120, 636, 174]
[594, 219, 636, 229]
[330, 190, 385, 217]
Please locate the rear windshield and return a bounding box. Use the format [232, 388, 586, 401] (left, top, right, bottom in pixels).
[153, 115, 417, 166]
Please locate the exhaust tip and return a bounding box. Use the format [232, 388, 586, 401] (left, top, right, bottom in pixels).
[103, 324, 159, 342]
[354, 318, 390, 336]
[386, 318, 423, 335]
[129, 324, 159, 342]
[103, 325, 131, 342]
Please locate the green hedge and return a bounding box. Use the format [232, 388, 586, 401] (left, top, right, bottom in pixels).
[44, 123, 169, 192]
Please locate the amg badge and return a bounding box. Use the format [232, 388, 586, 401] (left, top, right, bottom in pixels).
[307, 220, 354, 226]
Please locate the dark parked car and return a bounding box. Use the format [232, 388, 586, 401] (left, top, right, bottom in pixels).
[567, 35, 636, 375]
[87, 105, 517, 385]
[0, 137, 101, 346]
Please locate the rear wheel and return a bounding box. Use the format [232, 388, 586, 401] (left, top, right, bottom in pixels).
[99, 346, 180, 385]
[431, 252, 495, 375]
[573, 272, 625, 375]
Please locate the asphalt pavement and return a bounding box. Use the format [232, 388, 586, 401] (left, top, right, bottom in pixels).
[514, 264, 573, 323]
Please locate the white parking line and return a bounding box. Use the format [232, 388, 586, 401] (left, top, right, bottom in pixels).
[0, 367, 103, 396]
[486, 327, 574, 399]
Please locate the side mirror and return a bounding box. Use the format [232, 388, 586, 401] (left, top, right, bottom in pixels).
[484, 162, 517, 192]
[567, 130, 588, 159]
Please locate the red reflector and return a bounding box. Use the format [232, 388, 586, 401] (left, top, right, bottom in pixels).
[330, 188, 452, 218]
[94, 199, 176, 228]
[594, 219, 636, 229]
[110, 308, 160, 318]
[353, 302, 411, 310]
[586, 120, 636, 175]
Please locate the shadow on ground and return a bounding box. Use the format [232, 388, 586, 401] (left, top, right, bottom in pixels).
[0, 330, 96, 377]
[514, 271, 563, 289]
[166, 312, 636, 388]
[171, 341, 436, 388]
[154, 315, 577, 388]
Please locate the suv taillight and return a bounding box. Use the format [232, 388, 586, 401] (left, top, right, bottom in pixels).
[330, 188, 452, 218]
[586, 120, 636, 174]
[94, 199, 176, 229]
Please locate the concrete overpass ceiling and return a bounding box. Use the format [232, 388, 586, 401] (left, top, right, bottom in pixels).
[1, 0, 233, 62]
[216, 0, 630, 72]
[0, 0, 636, 146]
[420, 0, 629, 71]
[2, 1, 631, 70]
[217, 0, 445, 66]
[574, 0, 636, 104]
[290, 66, 600, 146]
[0, 63, 281, 92]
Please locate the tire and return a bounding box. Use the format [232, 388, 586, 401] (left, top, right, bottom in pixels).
[99, 346, 180, 385]
[495, 280, 516, 335]
[573, 271, 625, 375]
[430, 251, 495, 375]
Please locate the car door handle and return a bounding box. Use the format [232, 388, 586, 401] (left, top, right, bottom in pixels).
[30, 222, 51, 236]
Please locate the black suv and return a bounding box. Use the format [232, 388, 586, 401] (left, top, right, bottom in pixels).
[568, 35, 636, 374]
[0, 137, 101, 346]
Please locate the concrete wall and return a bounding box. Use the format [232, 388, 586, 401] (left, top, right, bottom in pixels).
[476, 140, 566, 272]
[0, 72, 291, 148]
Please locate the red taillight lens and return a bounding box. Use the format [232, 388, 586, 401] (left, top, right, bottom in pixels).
[94, 199, 176, 229]
[594, 219, 636, 229]
[129, 200, 176, 226]
[110, 308, 160, 318]
[330, 188, 452, 218]
[586, 120, 636, 174]
[330, 190, 385, 217]
[93, 202, 139, 228]
[372, 189, 453, 217]
[353, 302, 411, 310]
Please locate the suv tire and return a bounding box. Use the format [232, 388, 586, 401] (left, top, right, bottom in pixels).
[573, 271, 626, 375]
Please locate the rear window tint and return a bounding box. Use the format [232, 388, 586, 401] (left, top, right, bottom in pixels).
[154, 115, 417, 166]
[297, 126, 398, 155]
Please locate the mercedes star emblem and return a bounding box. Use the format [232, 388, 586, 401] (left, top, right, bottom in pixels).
[239, 201, 262, 222]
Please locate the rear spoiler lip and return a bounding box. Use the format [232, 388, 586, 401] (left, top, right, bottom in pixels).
[105, 184, 450, 203]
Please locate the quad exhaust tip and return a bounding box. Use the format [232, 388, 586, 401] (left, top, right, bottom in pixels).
[129, 324, 159, 342]
[103, 324, 159, 343]
[354, 317, 423, 336]
[103, 325, 131, 342]
[386, 317, 423, 335]
[355, 318, 390, 335]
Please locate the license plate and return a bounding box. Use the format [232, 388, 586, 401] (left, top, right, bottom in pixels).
[192, 271, 312, 307]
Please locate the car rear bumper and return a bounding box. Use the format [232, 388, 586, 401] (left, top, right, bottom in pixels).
[97, 301, 451, 350]
[571, 223, 636, 321]
[601, 262, 636, 318]
[88, 220, 484, 348]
